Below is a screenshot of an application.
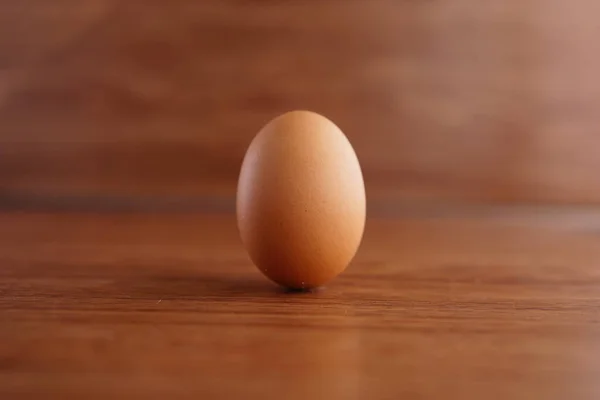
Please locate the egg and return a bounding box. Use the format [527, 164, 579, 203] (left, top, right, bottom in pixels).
[236, 110, 366, 289]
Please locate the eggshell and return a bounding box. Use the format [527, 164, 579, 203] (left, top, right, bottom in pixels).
[236, 110, 366, 289]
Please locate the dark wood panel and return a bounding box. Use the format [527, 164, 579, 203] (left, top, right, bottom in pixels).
[2, 1, 600, 203]
[1, 210, 600, 399]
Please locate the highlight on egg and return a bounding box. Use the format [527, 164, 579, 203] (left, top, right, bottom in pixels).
[236, 110, 366, 290]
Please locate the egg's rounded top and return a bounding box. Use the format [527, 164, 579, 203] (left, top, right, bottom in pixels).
[236, 110, 366, 289]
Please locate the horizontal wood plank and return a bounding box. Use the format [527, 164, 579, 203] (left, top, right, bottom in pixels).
[1, 210, 600, 399]
[2, 1, 600, 204]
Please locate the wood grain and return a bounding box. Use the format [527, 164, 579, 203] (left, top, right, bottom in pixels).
[2, 1, 600, 204]
[1, 210, 600, 399]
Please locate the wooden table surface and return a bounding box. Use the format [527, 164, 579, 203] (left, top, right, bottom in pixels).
[1, 208, 600, 399]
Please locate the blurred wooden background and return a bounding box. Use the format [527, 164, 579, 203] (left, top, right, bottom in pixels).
[2, 0, 600, 207]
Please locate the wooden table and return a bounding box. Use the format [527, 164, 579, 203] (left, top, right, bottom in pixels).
[2, 207, 599, 399]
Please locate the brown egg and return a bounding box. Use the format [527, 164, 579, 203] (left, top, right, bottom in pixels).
[236, 111, 366, 289]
